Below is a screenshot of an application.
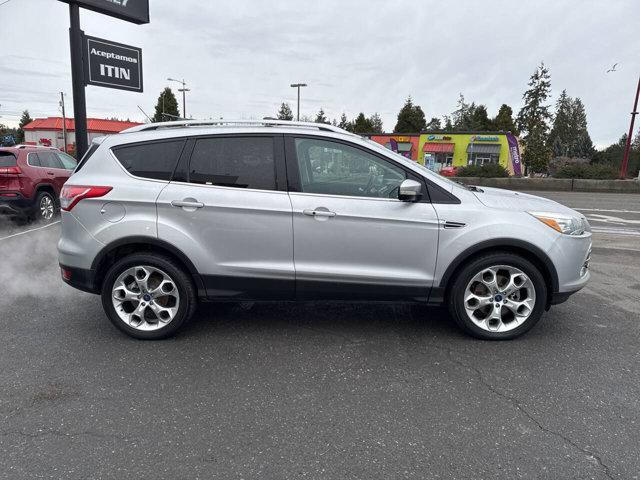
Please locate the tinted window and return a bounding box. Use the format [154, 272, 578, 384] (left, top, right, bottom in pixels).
[0, 152, 17, 167]
[113, 140, 185, 180]
[37, 151, 64, 169]
[294, 138, 406, 199]
[56, 152, 77, 170]
[189, 137, 276, 190]
[28, 153, 41, 167]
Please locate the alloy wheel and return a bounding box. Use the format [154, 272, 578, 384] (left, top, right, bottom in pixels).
[40, 195, 54, 220]
[463, 265, 536, 333]
[111, 265, 180, 331]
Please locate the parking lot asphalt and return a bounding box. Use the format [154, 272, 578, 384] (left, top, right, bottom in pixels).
[1, 191, 639, 479]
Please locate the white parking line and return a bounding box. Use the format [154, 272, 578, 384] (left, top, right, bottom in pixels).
[591, 226, 640, 236]
[574, 208, 640, 215]
[0, 220, 60, 241]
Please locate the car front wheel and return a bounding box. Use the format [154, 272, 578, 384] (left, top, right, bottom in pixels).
[101, 253, 197, 339]
[448, 253, 547, 340]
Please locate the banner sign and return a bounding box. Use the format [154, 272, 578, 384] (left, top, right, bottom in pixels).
[58, 0, 149, 24]
[506, 133, 522, 176]
[84, 35, 143, 92]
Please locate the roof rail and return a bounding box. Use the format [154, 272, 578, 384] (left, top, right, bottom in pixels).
[120, 119, 359, 137]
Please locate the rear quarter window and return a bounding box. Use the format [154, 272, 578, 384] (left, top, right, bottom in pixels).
[112, 140, 185, 180]
[0, 152, 17, 167]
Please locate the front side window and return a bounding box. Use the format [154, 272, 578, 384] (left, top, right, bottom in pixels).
[56, 152, 77, 170]
[113, 140, 185, 180]
[188, 136, 276, 190]
[294, 138, 406, 199]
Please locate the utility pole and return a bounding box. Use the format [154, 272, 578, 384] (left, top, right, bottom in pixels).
[290, 83, 307, 121]
[167, 78, 190, 119]
[60, 92, 68, 153]
[68, 3, 88, 159]
[620, 75, 640, 179]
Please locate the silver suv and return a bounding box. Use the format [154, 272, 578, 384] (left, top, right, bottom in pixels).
[58, 120, 592, 340]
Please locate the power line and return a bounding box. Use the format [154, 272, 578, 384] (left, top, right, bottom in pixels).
[0, 0, 13, 7]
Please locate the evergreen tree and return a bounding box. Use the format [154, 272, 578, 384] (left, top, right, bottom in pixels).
[451, 94, 473, 130]
[338, 113, 350, 131]
[493, 104, 518, 134]
[352, 113, 374, 134]
[548, 90, 573, 157]
[277, 102, 293, 121]
[314, 108, 329, 124]
[393, 96, 426, 133]
[443, 115, 453, 130]
[17, 110, 32, 143]
[570, 97, 594, 158]
[425, 117, 442, 130]
[469, 105, 494, 130]
[152, 88, 180, 122]
[517, 62, 553, 173]
[369, 113, 384, 133]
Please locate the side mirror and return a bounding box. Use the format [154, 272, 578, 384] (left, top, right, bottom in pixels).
[398, 179, 422, 202]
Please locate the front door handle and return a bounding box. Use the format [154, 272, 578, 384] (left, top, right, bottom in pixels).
[171, 200, 204, 209]
[303, 208, 336, 218]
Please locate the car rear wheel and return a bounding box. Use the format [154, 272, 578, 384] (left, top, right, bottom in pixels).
[448, 253, 547, 340]
[101, 253, 197, 339]
[33, 191, 56, 223]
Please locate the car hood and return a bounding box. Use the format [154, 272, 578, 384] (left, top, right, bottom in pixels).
[471, 186, 579, 216]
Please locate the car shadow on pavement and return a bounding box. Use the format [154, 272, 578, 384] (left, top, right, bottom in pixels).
[179, 301, 466, 343]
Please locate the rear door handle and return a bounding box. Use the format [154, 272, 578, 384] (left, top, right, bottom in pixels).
[303, 208, 336, 218]
[47, 172, 55, 176]
[171, 200, 204, 209]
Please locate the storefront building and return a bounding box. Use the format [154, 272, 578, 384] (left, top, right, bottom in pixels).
[368, 134, 421, 162]
[418, 132, 522, 175]
[368, 131, 522, 176]
[23, 117, 142, 153]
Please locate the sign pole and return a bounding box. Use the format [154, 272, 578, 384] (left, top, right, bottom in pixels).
[68, 3, 88, 159]
[620, 75, 640, 179]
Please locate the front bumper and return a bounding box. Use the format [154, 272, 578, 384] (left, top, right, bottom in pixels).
[546, 233, 592, 304]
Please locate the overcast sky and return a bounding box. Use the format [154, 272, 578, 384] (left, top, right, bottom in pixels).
[1, 0, 638, 147]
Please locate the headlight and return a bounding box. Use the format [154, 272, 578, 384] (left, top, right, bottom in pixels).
[528, 211, 590, 235]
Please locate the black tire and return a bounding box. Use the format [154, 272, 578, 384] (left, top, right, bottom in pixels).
[32, 191, 57, 224]
[447, 253, 547, 340]
[101, 253, 197, 340]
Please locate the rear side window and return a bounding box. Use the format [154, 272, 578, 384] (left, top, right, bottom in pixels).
[113, 140, 185, 180]
[0, 152, 17, 167]
[188, 136, 276, 190]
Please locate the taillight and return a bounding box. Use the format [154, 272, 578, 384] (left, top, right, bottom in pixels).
[60, 185, 112, 211]
[0, 166, 21, 175]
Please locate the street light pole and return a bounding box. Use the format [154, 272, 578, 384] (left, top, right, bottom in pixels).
[620, 75, 640, 179]
[290, 83, 307, 121]
[167, 78, 190, 119]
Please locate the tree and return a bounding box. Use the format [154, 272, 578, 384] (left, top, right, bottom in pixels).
[592, 134, 640, 177]
[152, 88, 180, 122]
[352, 113, 374, 134]
[451, 94, 473, 130]
[548, 92, 594, 159]
[425, 117, 442, 130]
[17, 110, 32, 143]
[338, 112, 350, 130]
[469, 104, 494, 130]
[277, 102, 293, 121]
[493, 104, 518, 134]
[517, 62, 553, 174]
[314, 108, 329, 124]
[369, 113, 384, 133]
[393, 96, 426, 133]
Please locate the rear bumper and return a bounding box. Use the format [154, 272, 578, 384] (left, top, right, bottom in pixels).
[60, 264, 99, 294]
[0, 192, 32, 215]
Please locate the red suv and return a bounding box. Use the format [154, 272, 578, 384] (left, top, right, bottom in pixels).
[0, 145, 77, 223]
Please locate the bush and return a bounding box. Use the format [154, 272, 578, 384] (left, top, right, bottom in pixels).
[456, 164, 509, 178]
[553, 163, 618, 179]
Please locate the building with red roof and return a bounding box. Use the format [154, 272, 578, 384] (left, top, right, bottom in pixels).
[23, 117, 142, 153]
